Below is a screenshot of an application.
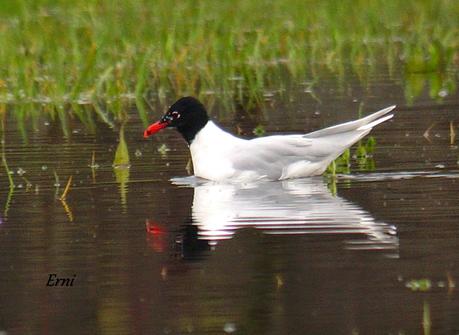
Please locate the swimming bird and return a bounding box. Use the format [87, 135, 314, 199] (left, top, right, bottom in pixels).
[144, 97, 395, 181]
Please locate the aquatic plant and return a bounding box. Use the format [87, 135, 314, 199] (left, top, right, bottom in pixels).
[113, 125, 130, 211]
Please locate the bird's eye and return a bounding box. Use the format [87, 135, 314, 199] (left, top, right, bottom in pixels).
[171, 111, 181, 119]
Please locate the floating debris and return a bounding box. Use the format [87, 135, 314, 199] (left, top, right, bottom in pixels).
[89, 151, 99, 169]
[59, 176, 73, 200]
[21, 177, 32, 191]
[135, 149, 143, 157]
[438, 89, 448, 98]
[405, 279, 432, 292]
[16, 167, 25, 176]
[423, 123, 436, 142]
[275, 274, 284, 289]
[157, 143, 170, 156]
[223, 323, 236, 334]
[53, 170, 60, 187]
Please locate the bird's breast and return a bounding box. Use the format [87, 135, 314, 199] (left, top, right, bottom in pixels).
[189, 141, 235, 181]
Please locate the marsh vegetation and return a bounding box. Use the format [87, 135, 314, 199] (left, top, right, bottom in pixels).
[1, 0, 458, 121]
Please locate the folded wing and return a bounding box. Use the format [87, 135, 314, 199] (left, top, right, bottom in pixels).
[230, 105, 396, 180]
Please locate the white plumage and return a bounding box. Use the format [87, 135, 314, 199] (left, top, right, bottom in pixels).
[190, 105, 396, 181]
[172, 177, 399, 252]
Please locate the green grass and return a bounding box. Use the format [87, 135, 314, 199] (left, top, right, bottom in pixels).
[0, 0, 458, 119]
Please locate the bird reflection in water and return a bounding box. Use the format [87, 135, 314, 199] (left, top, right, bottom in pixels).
[146, 177, 399, 259]
[146, 217, 211, 259]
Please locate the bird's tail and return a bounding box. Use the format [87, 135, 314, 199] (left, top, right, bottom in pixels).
[303, 105, 396, 139]
[303, 105, 396, 175]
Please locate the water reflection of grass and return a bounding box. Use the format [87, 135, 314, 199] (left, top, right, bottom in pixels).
[1, 111, 15, 217]
[1, 119, 14, 188]
[113, 125, 130, 212]
[0, 0, 457, 114]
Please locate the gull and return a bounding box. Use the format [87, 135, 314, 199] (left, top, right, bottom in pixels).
[144, 97, 395, 181]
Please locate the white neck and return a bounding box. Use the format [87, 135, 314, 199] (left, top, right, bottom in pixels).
[188, 121, 242, 180]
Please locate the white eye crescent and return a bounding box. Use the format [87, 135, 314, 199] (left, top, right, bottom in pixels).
[172, 111, 181, 119]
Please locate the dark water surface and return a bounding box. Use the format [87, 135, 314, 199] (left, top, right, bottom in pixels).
[1, 73, 459, 334]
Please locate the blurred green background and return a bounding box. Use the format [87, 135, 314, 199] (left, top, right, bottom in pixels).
[0, 0, 458, 120]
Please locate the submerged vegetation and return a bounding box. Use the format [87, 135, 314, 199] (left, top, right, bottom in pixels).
[0, 0, 458, 119]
